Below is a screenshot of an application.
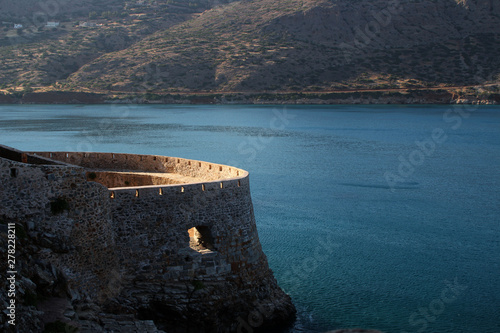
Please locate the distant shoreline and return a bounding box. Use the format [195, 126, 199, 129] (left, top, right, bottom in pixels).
[1, 87, 499, 105]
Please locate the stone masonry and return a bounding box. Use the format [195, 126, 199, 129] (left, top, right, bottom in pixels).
[0, 144, 295, 332]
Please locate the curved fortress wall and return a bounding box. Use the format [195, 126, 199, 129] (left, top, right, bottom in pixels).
[27, 152, 262, 278]
[34, 151, 246, 179]
[1, 146, 295, 332]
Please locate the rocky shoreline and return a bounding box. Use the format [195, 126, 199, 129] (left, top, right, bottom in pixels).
[0, 88, 499, 105]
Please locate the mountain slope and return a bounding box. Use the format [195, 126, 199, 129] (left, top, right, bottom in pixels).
[1, 0, 499, 96]
[0, 0, 237, 90]
[65, 0, 500, 92]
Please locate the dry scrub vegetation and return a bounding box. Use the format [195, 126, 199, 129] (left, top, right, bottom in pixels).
[0, 0, 499, 96]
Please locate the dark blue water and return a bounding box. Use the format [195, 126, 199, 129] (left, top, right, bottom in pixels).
[1, 104, 499, 333]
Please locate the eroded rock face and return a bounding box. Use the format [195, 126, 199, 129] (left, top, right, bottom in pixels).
[0, 146, 295, 332]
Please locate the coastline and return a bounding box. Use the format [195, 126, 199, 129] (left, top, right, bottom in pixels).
[0, 87, 499, 105]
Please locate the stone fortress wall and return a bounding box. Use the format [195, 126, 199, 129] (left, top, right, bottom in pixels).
[1, 146, 121, 302]
[0, 144, 295, 332]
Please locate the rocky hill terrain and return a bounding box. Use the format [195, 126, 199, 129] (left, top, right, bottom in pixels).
[0, 0, 499, 103]
[0, 0, 235, 89]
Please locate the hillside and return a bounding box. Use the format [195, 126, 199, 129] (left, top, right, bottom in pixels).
[66, 0, 500, 92]
[0, 0, 235, 89]
[0, 0, 499, 103]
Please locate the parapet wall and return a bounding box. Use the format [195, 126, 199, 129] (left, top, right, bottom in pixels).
[30, 151, 247, 182]
[0, 144, 62, 166]
[29, 151, 251, 214]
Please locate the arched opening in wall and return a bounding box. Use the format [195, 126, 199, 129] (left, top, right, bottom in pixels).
[188, 226, 215, 252]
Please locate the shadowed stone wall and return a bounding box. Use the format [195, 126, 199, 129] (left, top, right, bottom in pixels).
[0, 146, 119, 302]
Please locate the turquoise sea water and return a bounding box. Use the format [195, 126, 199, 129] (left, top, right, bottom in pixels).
[0, 104, 499, 333]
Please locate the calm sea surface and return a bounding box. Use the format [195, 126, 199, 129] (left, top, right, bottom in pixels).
[0, 104, 499, 333]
